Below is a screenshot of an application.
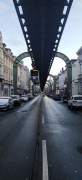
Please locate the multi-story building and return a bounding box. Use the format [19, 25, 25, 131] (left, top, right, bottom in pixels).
[56, 75, 59, 94]
[59, 68, 67, 96]
[76, 47, 82, 95]
[17, 61, 30, 95]
[0, 31, 14, 96]
[3, 45, 15, 96]
[0, 31, 30, 96]
[23, 65, 29, 91]
[71, 59, 78, 95]
[0, 31, 4, 96]
[56, 59, 79, 96]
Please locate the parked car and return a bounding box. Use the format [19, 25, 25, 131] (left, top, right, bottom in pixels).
[63, 94, 68, 102]
[50, 94, 53, 98]
[68, 95, 82, 109]
[21, 95, 28, 101]
[42, 93, 45, 97]
[11, 95, 21, 105]
[27, 94, 33, 100]
[0, 97, 14, 110]
[53, 94, 61, 100]
[34, 94, 38, 96]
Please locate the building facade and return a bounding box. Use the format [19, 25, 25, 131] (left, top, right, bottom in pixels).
[59, 68, 67, 96]
[71, 59, 78, 95]
[0, 31, 30, 96]
[3, 45, 15, 96]
[0, 31, 4, 96]
[17, 61, 30, 95]
[56, 75, 59, 94]
[0, 32, 14, 96]
[76, 47, 82, 95]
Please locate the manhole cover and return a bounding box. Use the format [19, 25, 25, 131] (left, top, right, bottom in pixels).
[76, 146, 82, 154]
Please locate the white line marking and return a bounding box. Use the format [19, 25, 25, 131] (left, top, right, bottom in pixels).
[42, 115, 44, 124]
[42, 140, 49, 180]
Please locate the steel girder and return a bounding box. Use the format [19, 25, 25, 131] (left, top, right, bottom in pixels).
[13, 0, 73, 91]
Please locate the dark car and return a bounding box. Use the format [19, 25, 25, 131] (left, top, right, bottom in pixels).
[11, 95, 21, 105]
[53, 94, 61, 100]
[63, 94, 68, 102]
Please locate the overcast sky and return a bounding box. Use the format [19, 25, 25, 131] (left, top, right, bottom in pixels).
[0, 0, 82, 75]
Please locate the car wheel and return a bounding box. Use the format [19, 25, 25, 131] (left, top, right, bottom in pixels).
[12, 104, 14, 109]
[18, 102, 19, 106]
[7, 106, 9, 111]
[71, 104, 74, 110]
[68, 104, 70, 108]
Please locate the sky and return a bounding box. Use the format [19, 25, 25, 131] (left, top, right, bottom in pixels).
[0, 0, 82, 75]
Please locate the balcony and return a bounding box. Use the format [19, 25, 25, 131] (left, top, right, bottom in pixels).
[4, 80, 13, 85]
[78, 74, 82, 80]
[0, 74, 4, 79]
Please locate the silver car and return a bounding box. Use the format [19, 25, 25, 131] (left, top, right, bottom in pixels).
[0, 97, 14, 110]
[11, 95, 21, 105]
[68, 95, 82, 110]
[21, 95, 28, 101]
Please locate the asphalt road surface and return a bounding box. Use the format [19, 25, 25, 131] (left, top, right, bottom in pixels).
[0, 95, 82, 180]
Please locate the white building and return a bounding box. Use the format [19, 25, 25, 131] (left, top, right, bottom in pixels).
[71, 59, 78, 95]
[3, 46, 15, 96]
[0, 31, 4, 96]
[56, 75, 59, 94]
[0, 31, 30, 96]
[24, 66, 29, 91]
[17, 61, 30, 94]
[59, 68, 67, 96]
[0, 32, 14, 96]
[76, 47, 82, 95]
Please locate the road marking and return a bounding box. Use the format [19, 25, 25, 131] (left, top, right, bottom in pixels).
[42, 140, 49, 180]
[42, 115, 44, 124]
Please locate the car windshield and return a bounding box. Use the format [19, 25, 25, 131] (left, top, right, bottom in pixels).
[21, 95, 27, 97]
[74, 97, 82, 100]
[11, 96, 17, 99]
[0, 98, 8, 103]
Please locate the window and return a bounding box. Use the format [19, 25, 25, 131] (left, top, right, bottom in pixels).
[0, 65, 2, 75]
[74, 97, 82, 100]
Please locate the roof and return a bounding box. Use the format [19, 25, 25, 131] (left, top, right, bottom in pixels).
[0, 96, 10, 98]
[71, 59, 77, 64]
[72, 95, 82, 97]
[13, 0, 73, 91]
[76, 46, 82, 56]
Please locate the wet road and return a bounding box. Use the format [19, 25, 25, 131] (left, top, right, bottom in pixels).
[0, 96, 41, 180]
[0, 95, 82, 180]
[33, 96, 82, 180]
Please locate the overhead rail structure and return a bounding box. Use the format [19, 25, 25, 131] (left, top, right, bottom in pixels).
[13, 0, 73, 91]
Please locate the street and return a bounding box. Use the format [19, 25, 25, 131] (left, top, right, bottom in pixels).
[0, 95, 82, 180]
